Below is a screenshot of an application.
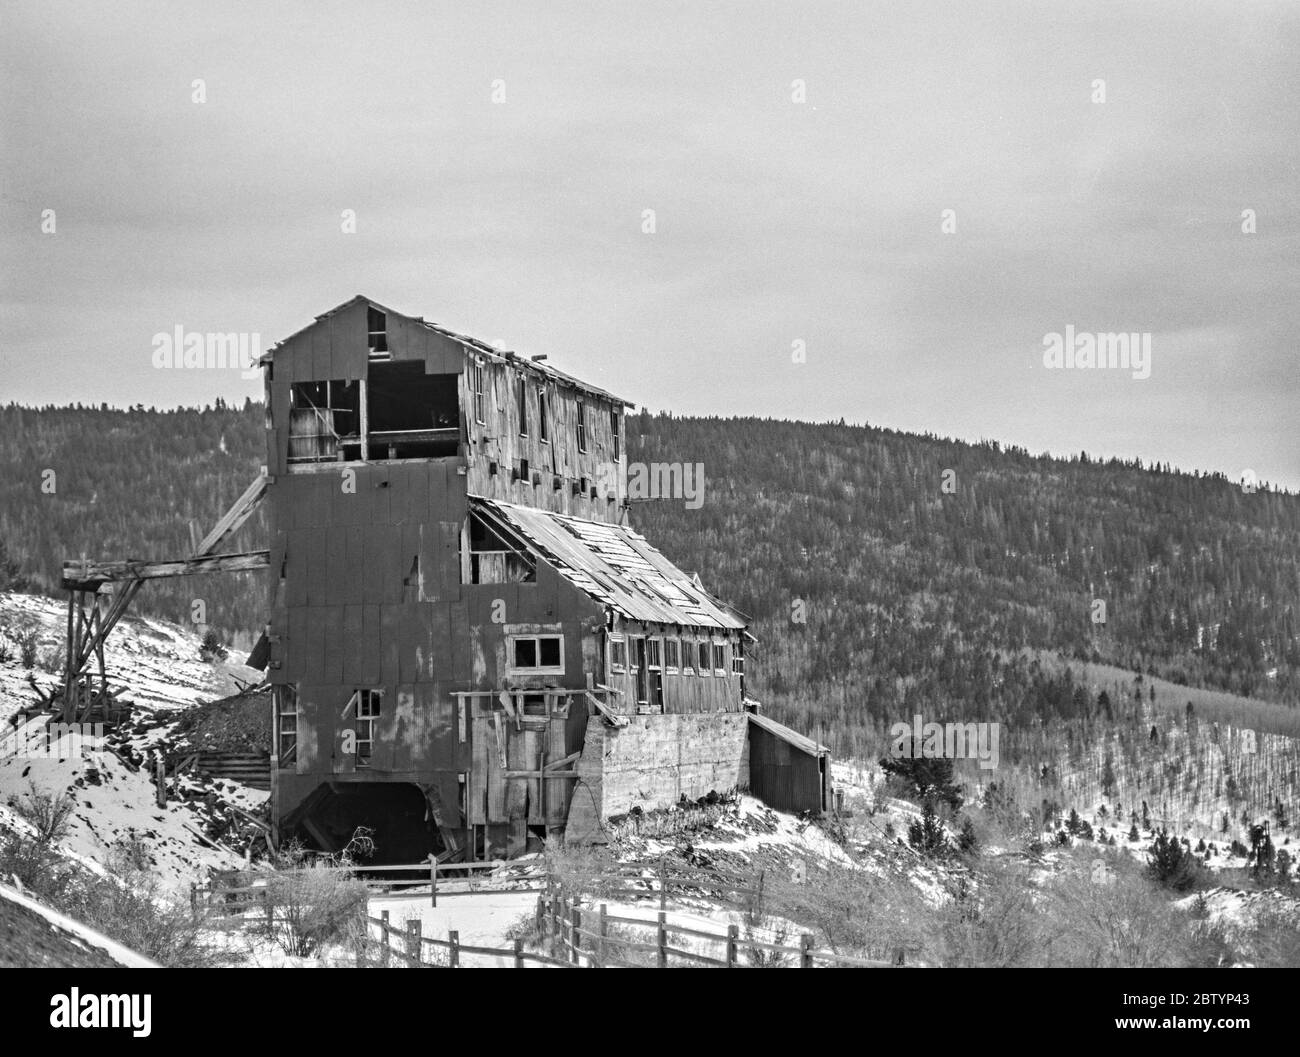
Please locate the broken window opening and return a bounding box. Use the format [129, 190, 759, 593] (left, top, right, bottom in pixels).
[467, 510, 536, 584]
[367, 307, 389, 358]
[366, 361, 460, 459]
[538, 388, 549, 443]
[576, 401, 587, 453]
[609, 637, 627, 672]
[517, 376, 528, 437]
[664, 638, 679, 672]
[713, 642, 727, 675]
[611, 409, 620, 461]
[288, 380, 362, 463]
[697, 641, 711, 676]
[521, 693, 548, 717]
[353, 688, 382, 765]
[275, 684, 299, 761]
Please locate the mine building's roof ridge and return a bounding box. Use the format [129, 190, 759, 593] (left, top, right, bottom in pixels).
[261, 294, 634, 407]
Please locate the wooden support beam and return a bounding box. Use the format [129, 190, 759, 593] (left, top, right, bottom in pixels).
[503, 769, 579, 779]
[62, 550, 270, 589]
[194, 472, 268, 556]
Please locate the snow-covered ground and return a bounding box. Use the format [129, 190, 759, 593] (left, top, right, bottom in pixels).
[0, 593, 264, 894]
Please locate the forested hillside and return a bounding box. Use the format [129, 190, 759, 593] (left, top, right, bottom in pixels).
[2, 403, 1297, 753]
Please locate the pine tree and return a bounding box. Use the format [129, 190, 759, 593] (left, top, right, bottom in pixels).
[1147, 829, 1200, 891]
[907, 801, 952, 859]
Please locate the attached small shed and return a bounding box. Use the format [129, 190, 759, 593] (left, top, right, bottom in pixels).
[747, 713, 831, 814]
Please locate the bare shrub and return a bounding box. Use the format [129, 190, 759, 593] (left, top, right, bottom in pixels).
[937, 857, 1045, 967]
[67, 867, 226, 967]
[1041, 853, 1228, 967]
[256, 828, 374, 957]
[543, 839, 620, 901]
[1229, 905, 1300, 967]
[10, 779, 75, 845]
[772, 860, 931, 964]
[258, 863, 369, 957]
[736, 872, 792, 966]
[14, 623, 40, 669]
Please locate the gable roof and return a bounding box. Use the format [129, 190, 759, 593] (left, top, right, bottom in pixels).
[0, 884, 158, 968]
[262, 295, 634, 407]
[473, 498, 747, 631]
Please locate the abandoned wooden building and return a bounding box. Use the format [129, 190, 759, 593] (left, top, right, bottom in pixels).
[60, 295, 831, 862]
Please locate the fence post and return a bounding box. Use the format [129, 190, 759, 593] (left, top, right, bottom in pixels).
[800, 934, 814, 968]
[380, 910, 391, 967]
[726, 924, 738, 967]
[449, 929, 460, 968]
[657, 911, 667, 969]
[514, 937, 524, 969]
[265, 887, 274, 929]
[189, 882, 197, 916]
[569, 905, 581, 965]
[406, 918, 421, 966]
[550, 886, 562, 959]
[430, 854, 438, 908]
[658, 856, 667, 911]
[597, 904, 608, 968]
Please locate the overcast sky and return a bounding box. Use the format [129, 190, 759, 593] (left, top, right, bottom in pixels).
[2, 0, 1297, 489]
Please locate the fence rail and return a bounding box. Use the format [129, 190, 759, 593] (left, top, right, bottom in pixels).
[195, 859, 908, 968]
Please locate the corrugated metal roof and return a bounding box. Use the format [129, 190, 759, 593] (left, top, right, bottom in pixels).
[748, 712, 830, 756]
[474, 498, 747, 631]
[262, 295, 634, 407]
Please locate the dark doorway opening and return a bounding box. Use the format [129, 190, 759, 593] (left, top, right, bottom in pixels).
[295, 781, 444, 864]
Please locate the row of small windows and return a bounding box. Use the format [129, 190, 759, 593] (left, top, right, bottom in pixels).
[472, 360, 620, 458]
[609, 636, 741, 677]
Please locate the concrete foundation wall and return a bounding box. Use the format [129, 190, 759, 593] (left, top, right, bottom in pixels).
[565, 712, 750, 843]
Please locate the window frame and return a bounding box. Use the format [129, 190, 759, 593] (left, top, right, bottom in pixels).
[353, 688, 382, 766]
[646, 637, 662, 671]
[664, 638, 679, 673]
[275, 684, 299, 761]
[697, 641, 712, 676]
[611, 409, 620, 461]
[367, 307, 388, 356]
[517, 375, 528, 437]
[576, 401, 588, 453]
[713, 642, 727, 676]
[472, 363, 486, 425]
[538, 386, 550, 443]
[609, 636, 627, 673]
[508, 633, 566, 676]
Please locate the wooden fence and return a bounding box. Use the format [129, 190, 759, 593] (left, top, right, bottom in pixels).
[196, 858, 908, 967]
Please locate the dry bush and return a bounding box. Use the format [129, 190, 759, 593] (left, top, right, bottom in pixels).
[543, 839, 621, 901]
[258, 862, 369, 957]
[1040, 852, 1229, 967]
[1225, 904, 1300, 967]
[937, 856, 1045, 967]
[770, 860, 932, 963]
[10, 779, 75, 844]
[66, 865, 226, 968]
